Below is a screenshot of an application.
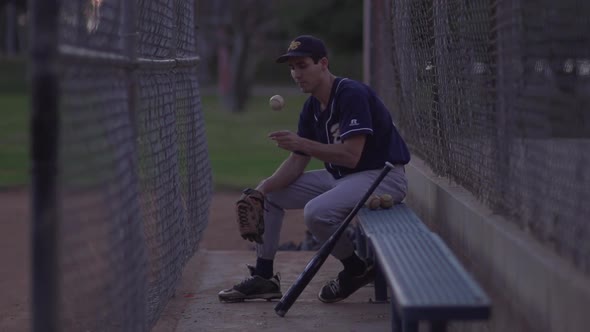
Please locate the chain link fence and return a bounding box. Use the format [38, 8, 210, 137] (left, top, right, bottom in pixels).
[30, 0, 211, 331]
[367, 0, 590, 275]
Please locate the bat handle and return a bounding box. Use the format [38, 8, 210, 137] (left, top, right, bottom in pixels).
[350, 161, 395, 215]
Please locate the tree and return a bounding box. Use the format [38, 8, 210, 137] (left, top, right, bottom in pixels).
[196, 0, 363, 112]
[200, 0, 277, 112]
[1, 0, 28, 55]
[275, 0, 363, 52]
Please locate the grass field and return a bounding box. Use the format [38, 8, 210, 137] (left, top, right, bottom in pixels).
[202, 93, 323, 190]
[0, 94, 29, 188]
[0, 91, 323, 189]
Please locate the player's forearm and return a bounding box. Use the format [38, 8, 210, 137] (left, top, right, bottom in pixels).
[256, 154, 309, 194]
[300, 139, 360, 169]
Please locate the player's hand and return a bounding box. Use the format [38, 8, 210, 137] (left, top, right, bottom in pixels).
[269, 130, 305, 153]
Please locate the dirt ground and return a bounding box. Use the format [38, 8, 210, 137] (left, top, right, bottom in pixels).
[0, 188, 29, 332]
[0, 189, 308, 332]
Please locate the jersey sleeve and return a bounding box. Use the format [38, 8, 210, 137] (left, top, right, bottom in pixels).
[337, 88, 374, 140]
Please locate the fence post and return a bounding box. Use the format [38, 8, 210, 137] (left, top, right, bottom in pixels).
[363, 0, 371, 85]
[124, 0, 138, 128]
[29, 0, 60, 331]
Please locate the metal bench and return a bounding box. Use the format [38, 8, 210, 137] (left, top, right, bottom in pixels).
[356, 204, 430, 302]
[356, 204, 491, 332]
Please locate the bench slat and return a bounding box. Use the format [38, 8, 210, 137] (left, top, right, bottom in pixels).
[358, 204, 429, 235]
[370, 232, 491, 321]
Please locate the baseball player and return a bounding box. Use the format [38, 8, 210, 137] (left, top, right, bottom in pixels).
[218, 35, 410, 303]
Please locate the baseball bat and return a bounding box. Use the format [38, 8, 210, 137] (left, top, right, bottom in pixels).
[274, 162, 395, 317]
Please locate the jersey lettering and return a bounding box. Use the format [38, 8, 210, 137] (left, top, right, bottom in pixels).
[330, 123, 341, 144]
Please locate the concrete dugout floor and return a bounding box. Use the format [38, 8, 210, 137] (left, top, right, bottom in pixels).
[153, 250, 390, 332]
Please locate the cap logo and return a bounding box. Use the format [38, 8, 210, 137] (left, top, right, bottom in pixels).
[288, 41, 301, 51]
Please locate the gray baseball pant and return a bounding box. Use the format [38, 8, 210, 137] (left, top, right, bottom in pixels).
[256, 166, 407, 260]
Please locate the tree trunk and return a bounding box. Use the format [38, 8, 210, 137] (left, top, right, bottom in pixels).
[5, 0, 17, 55]
[218, 0, 274, 113]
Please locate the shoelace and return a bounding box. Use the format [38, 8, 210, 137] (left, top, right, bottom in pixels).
[235, 275, 256, 289]
[326, 279, 341, 295]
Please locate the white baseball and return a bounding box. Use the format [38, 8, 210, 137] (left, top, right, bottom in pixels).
[269, 95, 285, 111]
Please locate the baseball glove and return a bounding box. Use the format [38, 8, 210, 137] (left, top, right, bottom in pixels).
[235, 188, 265, 244]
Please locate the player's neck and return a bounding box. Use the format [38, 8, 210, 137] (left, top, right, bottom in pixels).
[314, 74, 336, 110]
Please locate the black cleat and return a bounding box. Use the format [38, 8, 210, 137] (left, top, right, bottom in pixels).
[318, 263, 375, 303]
[218, 265, 282, 303]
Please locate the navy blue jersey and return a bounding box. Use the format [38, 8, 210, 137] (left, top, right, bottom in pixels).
[296, 78, 410, 179]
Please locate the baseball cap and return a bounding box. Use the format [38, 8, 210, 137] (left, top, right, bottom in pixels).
[276, 35, 328, 63]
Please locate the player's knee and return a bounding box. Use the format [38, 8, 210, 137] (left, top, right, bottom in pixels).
[303, 200, 329, 231]
[303, 202, 318, 230]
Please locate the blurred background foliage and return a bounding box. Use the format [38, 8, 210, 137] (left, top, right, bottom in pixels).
[0, 0, 362, 188]
[195, 0, 363, 111]
[275, 0, 363, 52]
[0, 0, 363, 110]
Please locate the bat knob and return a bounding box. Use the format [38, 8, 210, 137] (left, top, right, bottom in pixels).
[275, 309, 286, 317]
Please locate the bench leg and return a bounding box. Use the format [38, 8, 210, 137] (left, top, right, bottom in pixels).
[402, 320, 418, 332]
[356, 227, 367, 259]
[430, 321, 447, 332]
[374, 263, 388, 302]
[367, 238, 375, 260]
[391, 301, 402, 332]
